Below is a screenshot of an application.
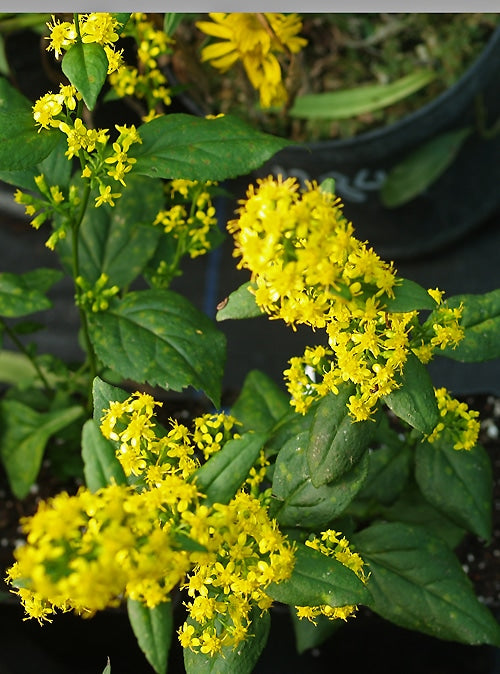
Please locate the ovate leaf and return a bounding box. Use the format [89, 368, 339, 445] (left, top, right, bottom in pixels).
[307, 387, 375, 487]
[266, 543, 371, 607]
[439, 289, 500, 362]
[82, 419, 128, 492]
[0, 401, 84, 498]
[193, 432, 267, 505]
[130, 113, 294, 182]
[0, 111, 59, 170]
[383, 353, 439, 434]
[384, 278, 437, 313]
[231, 369, 289, 433]
[61, 42, 108, 111]
[0, 268, 62, 317]
[183, 605, 270, 674]
[415, 441, 492, 541]
[127, 599, 173, 674]
[216, 281, 262, 321]
[353, 522, 500, 646]
[88, 290, 226, 406]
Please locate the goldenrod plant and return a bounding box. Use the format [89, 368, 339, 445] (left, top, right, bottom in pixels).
[1, 13, 500, 674]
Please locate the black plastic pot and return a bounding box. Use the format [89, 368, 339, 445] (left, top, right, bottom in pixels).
[177, 25, 500, 262]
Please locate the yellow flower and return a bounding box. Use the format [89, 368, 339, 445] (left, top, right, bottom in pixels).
[426, 388, 480, 450]
[196, 13, 307, 108]
[45, 16, 77, 58]
[95, 184, 121, 207]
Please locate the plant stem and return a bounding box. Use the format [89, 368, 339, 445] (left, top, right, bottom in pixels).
[0, 317, 52, 395]
[71, 178, 98, 410]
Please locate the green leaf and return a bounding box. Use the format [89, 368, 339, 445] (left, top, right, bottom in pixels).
[0, 401, 84, 498]
[193, 432, 267, 505]
[0, 133, 71, 191]
[231, 369, 289, 433]
[183, 605, 270, 674]
[130, 113, 294, 182]
[216, 281, 263, 321]
[383, 353, 439, 434]
[384, 278, 437, 313]
[272, 433, 369, 529]
[87, 290, 226, 406]
[353, 522, 500, 645]
[0, 268, 62, 317]
[439, 289, 500, 362]
[127, 599, 173, 674]
[111, 13, 130, 35]
[0, 75, 31, 112]
[267, 543, 370, 607]
[290, 70, 435, 120]
[91, 376, 130, 425]
[61, 42, 108, 111]
[415, 441, 492, 541]
[354, 433, 412, 507]
[291, 609, 341, 654]
[59, 175, 164, 286]
[381, 127, 472, 208]
[377, 482, 465, 549]
[0, 111, 60, 170]
[307, 387, 375, 487]
[163, 13, 186, 36]
[81, 419, 128, 492]
[102, 658, 111, 674]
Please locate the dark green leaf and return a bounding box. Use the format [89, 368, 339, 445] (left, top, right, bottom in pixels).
[291, 609, 341, 654]
[0, 75, 31, 112]
[216, 281, 262, 321]
[91, 376, 130, 425]
[290, 71, 435, 120]
[0, 134, 71, 191]
[272, 433, 369, 529]
[307, 387, 375, 487]
[111, 13, 130, 35]
[0, 268, 62, 317]
[231, 369, 289, 433]
[127, 599, 173, 674]
[384, 278, 437, 312]
[439, 289, 500, 362]
[61, 42, 108, 111]
[163, 13, 186, 36]
[193, 432, 267, 505]
[130, 113, 294, 182]
[88, 290, 226, 406]
[354, 438, 412, 507]
[353, 522, 500, 645]
[383, 353, 439, 434]
[183, 605, 270, 674]
[377, 482, 465, 549]
[267, 543, 370, 607]
[415, 441, 492, 541]
[381, 127, 472, 208]
[0, 401, 84, 498]
[59, 175, 164, 286]
[0, 111, 59, 170]
[82, 419, 128, 492]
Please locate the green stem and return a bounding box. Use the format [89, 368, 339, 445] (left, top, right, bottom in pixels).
[0, 317, 52, 395]
[71, 178, 98, 410]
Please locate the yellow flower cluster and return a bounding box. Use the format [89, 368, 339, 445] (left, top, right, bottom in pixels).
[14, 174, 80, 249]
[426, 387, 480, 450]
[295, 530, 368, 623]
[196, 13, 307, 108]
[7, 392, 367, 655]
[108, 13, 174, 120]
[6, 392, 296, 656]
[46, 13, 124, 73]
[75, 273, 120, 313]
[151, 179, 219, 285]
[229, 177, 464, 421]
